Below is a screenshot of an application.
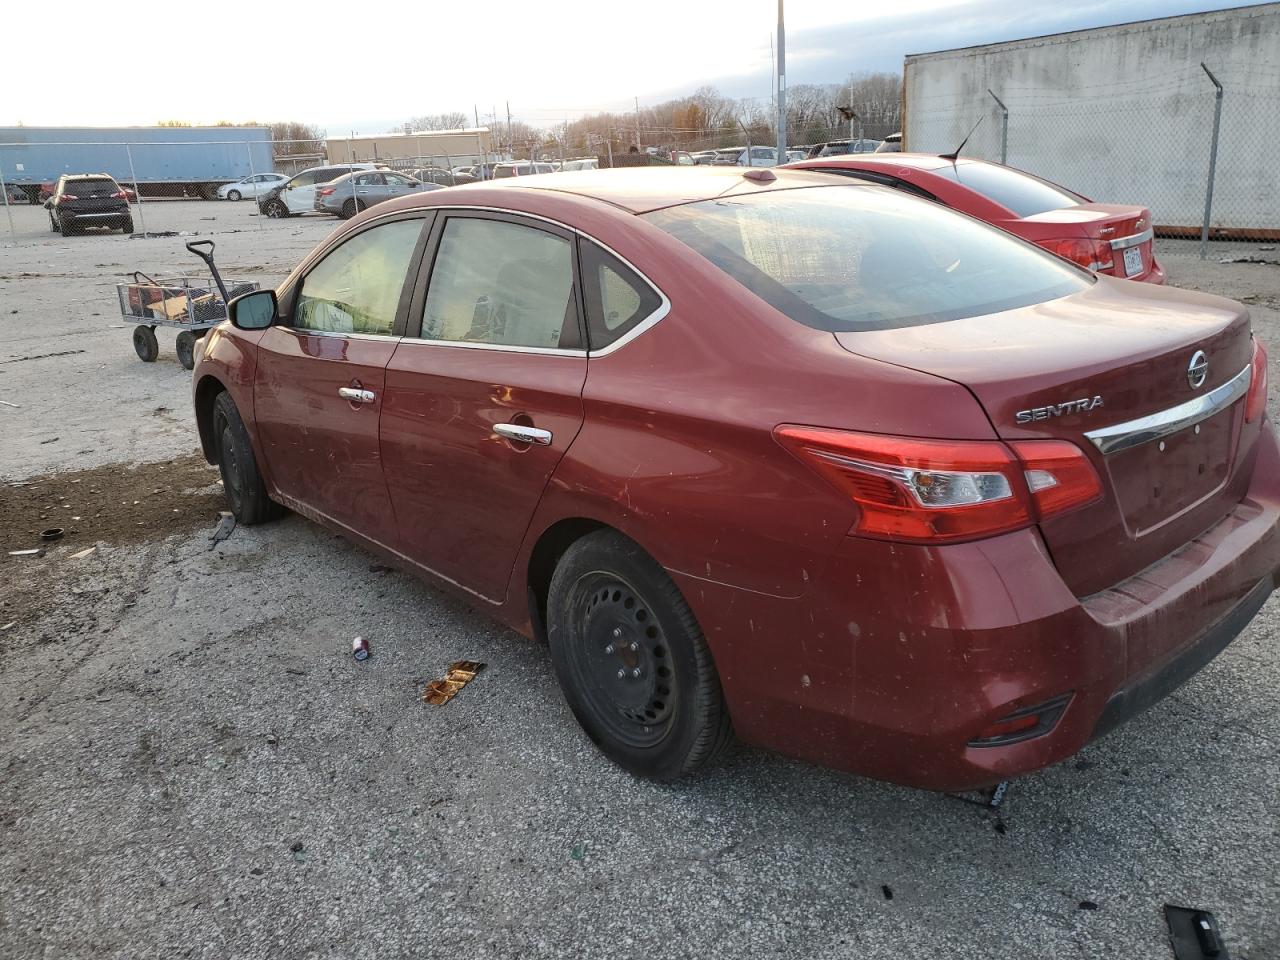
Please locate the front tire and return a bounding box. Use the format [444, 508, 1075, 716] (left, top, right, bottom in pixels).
[263, 199, 287, 219]
[175, 330, 198, 370]
[547, 530, 732, 781]
[227, 189, 242, 202]
[212, 391, 277, 525]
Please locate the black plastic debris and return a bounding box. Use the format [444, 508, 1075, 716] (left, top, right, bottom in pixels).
[1166, 905, 1229, 959]
[881, 885, 894, 901]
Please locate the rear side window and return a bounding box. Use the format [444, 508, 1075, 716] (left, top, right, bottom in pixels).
[293, 219, 423, 335]
[580, 241, 662, 349]
[933, 162, 1083, 217]
[421, 217, 580, 350]
[644, 185, 1089, 332]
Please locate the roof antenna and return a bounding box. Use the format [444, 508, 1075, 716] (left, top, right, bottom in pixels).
[940, 116, 984, 162]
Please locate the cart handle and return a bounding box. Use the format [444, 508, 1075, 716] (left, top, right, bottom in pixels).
[185, 240, 230, 304]
[130, 270, 159, 286]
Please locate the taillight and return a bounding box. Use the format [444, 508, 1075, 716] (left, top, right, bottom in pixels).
[111, 190, 128, 200]
[57, 194, 78, 203]
[317, 187, 336, 196]
[1245, 339, 1268, 423]
[1009, 440, 1103, 517]
[1046, 237, 1113, 273]
[775, 426, 1102, 544]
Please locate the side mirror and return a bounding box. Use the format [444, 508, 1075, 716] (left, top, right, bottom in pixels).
[228, 289, 277, 331]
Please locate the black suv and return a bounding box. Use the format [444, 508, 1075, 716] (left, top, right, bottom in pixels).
[46, 174, 133, 236]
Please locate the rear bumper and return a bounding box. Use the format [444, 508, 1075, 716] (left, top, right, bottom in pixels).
[677, 421, 1280, 791]
[1141, 257, 1167, 285]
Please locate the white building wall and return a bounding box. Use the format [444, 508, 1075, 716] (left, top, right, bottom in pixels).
[904, 4, 1280, 234]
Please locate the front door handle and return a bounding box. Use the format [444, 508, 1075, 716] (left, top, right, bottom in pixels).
[338, 387, 376, 404]
[494, 423, 552, 445]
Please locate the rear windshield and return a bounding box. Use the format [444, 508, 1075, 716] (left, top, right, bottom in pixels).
[644, 185, 1090, 332]
[933, 162, 1083, 217]
[67, 178, 117, 192]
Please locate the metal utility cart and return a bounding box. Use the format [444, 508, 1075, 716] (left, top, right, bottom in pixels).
[116, 240, 259, 370]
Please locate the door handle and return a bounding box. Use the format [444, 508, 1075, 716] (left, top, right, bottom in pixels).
[338, 387, 376, 404]
[494, 423, 552, 445]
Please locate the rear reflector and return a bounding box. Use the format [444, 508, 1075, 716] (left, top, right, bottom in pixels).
[969, 693, 1073, 747]
[1046, 237, 1113, 273]
[1245, 339, 1268, 424]
[775, 427, 1102, 544]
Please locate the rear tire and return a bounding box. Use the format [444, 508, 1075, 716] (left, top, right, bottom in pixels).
[121, 218, 134, 234]
[132, 325, 159, 362]
[59, 217, 76, 237]
[547, 530, 732, 781]
[212, 391, 278, 525]
[227, 189, 242, 202]
[175, 330, 198, 370]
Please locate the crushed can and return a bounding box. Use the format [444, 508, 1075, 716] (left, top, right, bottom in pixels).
[352, 636, 370, 661]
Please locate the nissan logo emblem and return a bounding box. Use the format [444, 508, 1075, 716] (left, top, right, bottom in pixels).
[1187, 350, 1209, 389]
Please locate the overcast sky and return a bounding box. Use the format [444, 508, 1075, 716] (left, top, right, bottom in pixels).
[0, 0, 1266, 133]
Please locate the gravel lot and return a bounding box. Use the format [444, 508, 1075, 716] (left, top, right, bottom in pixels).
[1, 199, 1278, 959]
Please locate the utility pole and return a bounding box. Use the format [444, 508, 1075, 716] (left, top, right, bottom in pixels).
[634, 96, 642, 151]
[776, 0, 787, 161]
[506, 101, 513, 160]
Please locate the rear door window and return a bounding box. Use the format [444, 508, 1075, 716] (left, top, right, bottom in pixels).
[645, 185, 1089, 332]
[421, 217, 580, 350]
[933, 162, 1084, 217]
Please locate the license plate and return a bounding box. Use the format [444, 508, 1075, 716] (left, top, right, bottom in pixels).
[1123, 246, 1144, 277]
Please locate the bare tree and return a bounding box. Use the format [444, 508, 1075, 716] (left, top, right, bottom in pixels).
[404, 112, 470, 133]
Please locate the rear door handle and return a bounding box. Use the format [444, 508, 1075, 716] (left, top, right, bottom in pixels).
[338, 387, 376, 404]
[494, 423, 552, 445]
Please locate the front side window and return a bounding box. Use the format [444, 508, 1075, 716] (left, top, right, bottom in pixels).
[933, 161, 1084, 217]
[353, 173, 384, 186]
[645, 185, 1089, 332]
[293, 219, 423, 335]
[421, 217, 578, 350]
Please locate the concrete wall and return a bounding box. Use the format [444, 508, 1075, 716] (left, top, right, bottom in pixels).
[904, 4, 1280, 235]
[326, 129, 493, 166]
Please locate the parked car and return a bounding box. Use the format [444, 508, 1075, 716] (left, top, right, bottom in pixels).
[4, 183, 28, 204]
[44, 173, 133, 235]
[314, 170, 440, 218]
[257, 163, 383, 218]
[784, 154, 1166, 283]
[669, 151, 695, 166]
[690, 150, 719, 165]
[492, 162, 556, 178]
[785, 150, 808, 163]
[561, 158, 599, 172]
[875, 132, 903, 153]
[195, 167, 1274, 790]
[451, 163, 498, 184]
[735, 146, 778, 167]
[218, 172, 288, 201]
[809, 138, 882, 157]
[411, 166, 456, 187]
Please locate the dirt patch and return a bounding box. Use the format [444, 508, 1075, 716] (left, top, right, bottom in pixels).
[1, 453, 226, 628]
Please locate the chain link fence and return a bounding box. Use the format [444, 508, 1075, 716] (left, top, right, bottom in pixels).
[906, 63, 1280, 254]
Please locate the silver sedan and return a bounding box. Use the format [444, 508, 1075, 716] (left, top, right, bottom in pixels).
[313, 170, 442, 218]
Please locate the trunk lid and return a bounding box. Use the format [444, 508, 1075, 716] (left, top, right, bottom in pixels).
[1016, 203, 1158, 281]
[835, 278, 1257, 595]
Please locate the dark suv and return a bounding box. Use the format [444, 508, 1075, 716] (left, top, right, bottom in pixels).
[46, 174, 134, 236]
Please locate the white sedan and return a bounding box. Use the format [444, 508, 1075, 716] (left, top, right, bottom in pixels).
[217, 173, 288, 201]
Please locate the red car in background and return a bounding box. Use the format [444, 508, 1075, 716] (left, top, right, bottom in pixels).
[193, 168, 1275, 791]
[785, 154, 1166, 284]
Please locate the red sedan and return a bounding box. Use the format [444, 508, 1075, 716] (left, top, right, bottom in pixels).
[784, 154, 1166, 284]
[192, 167, 1276, 790]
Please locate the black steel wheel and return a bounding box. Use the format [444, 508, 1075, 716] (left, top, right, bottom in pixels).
[175, 330, 198, 370]
[547, 530, 732, 780]
[132, 325, 159, 362]
[212, 391, 277, 525]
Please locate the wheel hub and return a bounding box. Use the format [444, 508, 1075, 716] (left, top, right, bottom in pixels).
[580, 580, 674, 727]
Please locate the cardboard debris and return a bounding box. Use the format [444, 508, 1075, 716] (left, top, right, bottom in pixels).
[423, 661, 486, 705]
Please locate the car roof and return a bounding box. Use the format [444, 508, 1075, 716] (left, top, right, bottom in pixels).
[471, 166, 855, 214]
[791, 152, 978, 173]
